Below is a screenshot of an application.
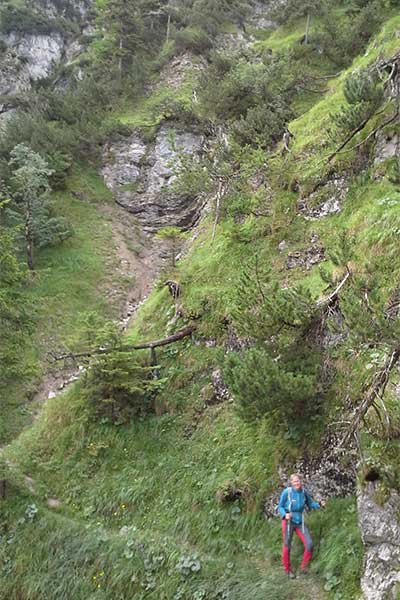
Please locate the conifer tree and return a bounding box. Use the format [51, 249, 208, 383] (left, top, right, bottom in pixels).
[6, 144, 73, 270]
[332, 68, 384, 136]
[156, 226, 185, 268]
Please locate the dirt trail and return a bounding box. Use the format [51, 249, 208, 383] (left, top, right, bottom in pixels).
[9, 202, 165, 419]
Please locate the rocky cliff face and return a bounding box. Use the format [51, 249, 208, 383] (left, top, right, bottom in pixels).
[101, 126, 205, 232]
[0, 0, 91, 128]
[358, 483, 400, 599]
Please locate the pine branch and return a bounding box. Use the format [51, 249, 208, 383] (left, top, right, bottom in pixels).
[327, 108, 381, 163]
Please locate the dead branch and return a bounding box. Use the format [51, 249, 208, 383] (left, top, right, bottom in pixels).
[340, 346, 400, 447]
[211, 178, 226, 244]
[316, 271, 351, 307]
[330, 111, 398, 157]
[49, 325, 196, 362]
[309, 72, 342, 81]
[295, 83, 328, 94]
[327, 107, 386, 163]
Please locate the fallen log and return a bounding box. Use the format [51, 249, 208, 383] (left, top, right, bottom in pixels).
[49, 325, 196, 362]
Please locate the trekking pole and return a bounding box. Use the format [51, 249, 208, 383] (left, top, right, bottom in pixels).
[316, 522, 323, 556]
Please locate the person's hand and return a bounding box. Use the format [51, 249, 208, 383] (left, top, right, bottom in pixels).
[285, 513, 292, 520]
[320, 499, 326, 508]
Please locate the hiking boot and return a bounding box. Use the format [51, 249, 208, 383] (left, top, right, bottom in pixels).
[286, 570, 296, 580]
[298, 569, 309, 577]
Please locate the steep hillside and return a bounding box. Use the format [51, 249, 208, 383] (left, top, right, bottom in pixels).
[1, 1, 400, 599]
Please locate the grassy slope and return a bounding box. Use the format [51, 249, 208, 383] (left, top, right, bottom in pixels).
[2, 12, 400, 600]
[0, 166, 121, 445]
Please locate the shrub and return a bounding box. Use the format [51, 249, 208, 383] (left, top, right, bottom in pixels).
[83, 341, 164, 423]
[224, 347, 323, 428]
[232, 99, 293, 149]
[0, 3, 67, 35]
[174, 26, 212, 54]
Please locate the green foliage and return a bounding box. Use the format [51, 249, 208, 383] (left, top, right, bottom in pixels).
[224, 346, 323, 429]
[174, 26, 212, 54]
[232, 99, 292, 149]
[0, 207, 35, 387]
[316, 1, 385, 67]
[0, 2, 69, 35]
[81, 322, 163, 422]
[5, 144, 73, 269]
[84, 349, 162, 423]
[332, 68, 384, 135]
[170, 0, 251, 36]
[156, 226, 186, 267]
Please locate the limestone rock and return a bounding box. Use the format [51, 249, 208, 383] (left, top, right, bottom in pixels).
[374, 130, 399, 165]
[298, 176, 348, 219]
[211, 369, 231, 404]
[101, 126, 205, 232]
[286, 245, 325, 270]
[358, 483, 400, 599]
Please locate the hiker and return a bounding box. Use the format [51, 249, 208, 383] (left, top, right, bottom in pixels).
[278, 473, 325, 579]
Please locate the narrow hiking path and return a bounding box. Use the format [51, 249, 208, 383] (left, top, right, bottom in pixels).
[0, 199, 165, 453]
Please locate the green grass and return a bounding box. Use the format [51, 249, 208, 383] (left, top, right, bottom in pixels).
[0, 165, 121, 445]
[2, 10, 399, 600]
[277, 14, 400, 186]
[117, 72, 199, 128]
[1, 384, 361, 599]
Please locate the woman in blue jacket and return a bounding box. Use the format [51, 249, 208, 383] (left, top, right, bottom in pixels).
[278, 473, 325, 578]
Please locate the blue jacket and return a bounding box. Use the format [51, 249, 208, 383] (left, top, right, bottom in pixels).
[278, 486, 320, 525]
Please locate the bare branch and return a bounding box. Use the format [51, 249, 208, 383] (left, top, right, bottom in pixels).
[49, 326, 196, 362]
[340, 346, 400, 447]
[316, 271, 351, 307]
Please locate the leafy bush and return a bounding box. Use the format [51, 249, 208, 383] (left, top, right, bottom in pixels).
[316, 0, 385, 66]
[232, 99, 293, 149]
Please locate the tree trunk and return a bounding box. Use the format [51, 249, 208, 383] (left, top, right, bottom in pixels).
[0, 479, 6, 500]
[171, 239, 176, 268]
[305, 11, 311, 44]
[212, 179, 224, 244]
[118, 37, 123, 78]
[25, 202, 34, 270]
[166, 13, 171, 43]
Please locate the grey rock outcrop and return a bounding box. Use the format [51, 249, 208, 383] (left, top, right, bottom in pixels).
[0, 32, 64, 96]
[297, 176, 348, 219]
[374, 130, 399, 165]
[101, 126, 205, 232]
[0, 0, 92, 124]
[358, 483, 400, 599]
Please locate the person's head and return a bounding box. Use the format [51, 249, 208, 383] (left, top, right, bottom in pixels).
[289, 473, 302, 491]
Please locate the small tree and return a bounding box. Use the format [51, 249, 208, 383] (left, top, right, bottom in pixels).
[332, 68, 384, 137]
[156, 226, 185, 268]
[273, 0, 322, 44]
[224, 347, 323, 429]
[82, 324, 164, 422]
[7, 144, 73, 270]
